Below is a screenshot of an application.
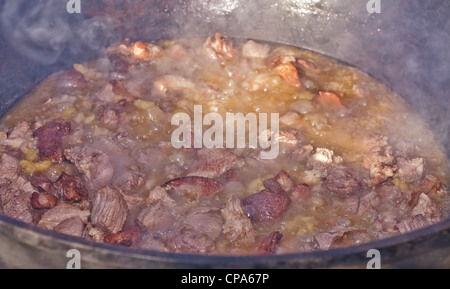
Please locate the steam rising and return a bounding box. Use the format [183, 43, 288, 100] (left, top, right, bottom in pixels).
[0, 0, 449, 157]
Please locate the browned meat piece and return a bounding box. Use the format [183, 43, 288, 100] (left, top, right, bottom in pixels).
[412, 193, 442, 223]
[396, 158, 424, 185]
[112, 79, 147, 101]
[358, 190, 380, 215]
[128, 41, 162, 62]
[405, 175, 442, 210]
[104, 225, 142, 247]
[275, 62, 302, 89]
[204, 33, 235, 60]
[0, 121, 35, 152]
[91, 187, 128, 234]
[166, 225, 216, 254]
[307, 148, 335, 172]
[241, 40, 270, 59]
[290, 144, 314, 163]
[185, 207, 224, 240]
[52, 172, 88, 202]
[1, 176, 35, 224]
[269, 55, 297, 67]
[257, 231, 283, 255]
[95, 83, 117, 102]
[136, 200, 176, 234]
[274, 170, 294, 193]
[314, 229, 346, 250]
[377, 210, 400, 233]
[38, 203, 90, 230]
[145, 186, 176, 208]
[0, 153, 20, 185]
[29, 173, 53, 193]
[57, 70, 87, 89]
[97, 108, 119, 129]
[323, 166, 364, 198]
[187, 148, 245, 179]
[243, 178, 290, 222]
[112, 165, 142, 195]
[65, 145, 114, 191]
[162, 176, 224, 199]
[290, 184, 310, 202]
[221, 196, 256, 246]
[341, 197, 360, 214]
[30, 192, 58, 210]
[54, 216, 85, 237]
[363, 136, 397, 186]
[396, 215, 430, 234]
[33, 120, 71, 162]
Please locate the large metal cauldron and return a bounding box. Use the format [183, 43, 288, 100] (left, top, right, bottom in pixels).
[0, 0, 449, 268]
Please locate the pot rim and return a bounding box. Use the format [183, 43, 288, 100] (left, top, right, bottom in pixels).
[1, 212, 449, 266]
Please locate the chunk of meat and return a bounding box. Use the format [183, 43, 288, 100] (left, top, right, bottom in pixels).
[241, 40, 271, 59]
[307, 148, 335, 172]
[269, 55, 297, 67]
[97, 107, 119, 130]
[112, 79, 147, 101]
[91, 187, 128, 234]
[38, 203, 90, 230]
[406, 175, 442, 209]
[57, 70, 87, 89]
[33, 120, 71, 162]
[396, 215, 430, 234]
[166, 225, 216, 254]
[243, 178, 290, 222]
[314, 229, 346, 250]
[52, 172, 88, 202]
[396, 158, 424, 185]
[145, 186, 176, 207]
[323, 166, 364, 198]
[257, 231, 283, 255]
[30, 192, 58, 210]
[153, 75, 196, 96]
[0, 153, 20, 185]
[128, 41, 161, 62]
[221, 196, 256, 246]
[290, 184, 310, 202]
[187, 148, 245, 179]
[65, 147, 113, 191]
[274, 170, 294, 193]
[112, 165, 142, 195]
[1, 176, 35, 224]
[95, 83, 117, 103]
[204, 32, 235, 60]
[104, 225, 143, 247]
[54, 216, 85, 237]
[29, 173, 53, 193]
[162, 176, 224, 199]
[358, 190, 380, 215]
[136, 200, 175, 233]
[185, 207, 224, 240]
[412, 193, 442, 223]
[316, 91, 345, 110]
[0, 121, 35, 152]
[363, 136, 397, 186]
[275, 62, 302, 88]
